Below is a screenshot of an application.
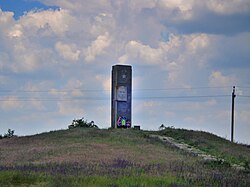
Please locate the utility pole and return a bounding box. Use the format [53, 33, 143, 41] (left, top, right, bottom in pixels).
[231, 86, 236, 142]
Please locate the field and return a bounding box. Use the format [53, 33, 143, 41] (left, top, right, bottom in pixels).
[0, 127, 249, 186]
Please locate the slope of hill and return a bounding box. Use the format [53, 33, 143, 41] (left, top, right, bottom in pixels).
[158, 128, 250, 168]
[0, 128, 249, 186]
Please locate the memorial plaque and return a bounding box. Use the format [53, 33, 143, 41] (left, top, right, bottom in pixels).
[116, 86, 127, 101]
[111, 65, 132, 128]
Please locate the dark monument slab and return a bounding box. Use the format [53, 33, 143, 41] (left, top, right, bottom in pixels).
[111, 65, 132, 128]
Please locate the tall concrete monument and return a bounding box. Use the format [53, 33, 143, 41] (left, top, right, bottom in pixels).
[111, 65, 132, 128]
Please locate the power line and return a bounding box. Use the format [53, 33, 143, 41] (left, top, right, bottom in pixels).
[0, 97, 110, 101]
[133, 86, 232, 91]
[238, 95, 250, 98]
[0, 86, 234, 93]
[134, 95, 230, 99]
[0, 89, 106, 93]
[1, 86, 248, 102]
[237, 86, 250, 89]
[0, 86, 234, 97]
[0, 94, 231, 102]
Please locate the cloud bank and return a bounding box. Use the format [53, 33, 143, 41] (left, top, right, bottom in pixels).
[0, 0, 250, 143]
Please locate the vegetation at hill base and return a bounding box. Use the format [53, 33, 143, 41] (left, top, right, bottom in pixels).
[0, 127, 249, 186]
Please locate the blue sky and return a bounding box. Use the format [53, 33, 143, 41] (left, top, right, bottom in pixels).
[0, 0, 58, 19]
[0, 0, 250, 144]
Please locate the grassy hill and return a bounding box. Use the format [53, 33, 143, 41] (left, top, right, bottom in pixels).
[0, 127, 249, 186]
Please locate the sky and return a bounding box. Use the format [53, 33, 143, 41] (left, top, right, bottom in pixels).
[0, 0, 250, 143]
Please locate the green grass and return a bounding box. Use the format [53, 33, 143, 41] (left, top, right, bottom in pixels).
[0, 127, 249, 186]
[0, 171, 183, 187]
[0, 171, 46, 187]
[158, 127, 250, 168]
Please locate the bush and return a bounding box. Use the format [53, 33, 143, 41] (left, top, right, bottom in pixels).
[68, 117, 98, 129]
[2, 129, 15, 138]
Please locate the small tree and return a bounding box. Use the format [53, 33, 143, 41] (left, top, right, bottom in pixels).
[3, 129, 15, 138]
[159, 124, 166, 130]
[68, 117, 98, 129]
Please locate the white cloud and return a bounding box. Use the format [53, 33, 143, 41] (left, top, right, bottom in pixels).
[29, 100, 46, 111]
[11, 52, 39, 72]
[8, 24, 23, 38]
[65, 79, 86, 97]
[206, 0, 250, 15]
[0, 9, 66, 72]
[133, 100, 162, 116]
[19, 9, 74, 36]
[119, 33, 213, 87]
[40, 0, 112, 12]
[84, 32, 111, 62]
[124, 40, 163, 65]
[158, 0, 194, 20]
[209, 71, 236, 87]
[42, 0, 81, 10]
[95, 75, 111, 93]
[0, 96, 22, 111]
[58, 101, 85, 115]
[134, 0, 157, 9]
[49, 79, 86, 98]
[186, 34, 210, 54]
[0, 1, 250, 143]
[0, 9, 15, 26]
[91, 13, 115, 36]
[55, 41, 81, 61]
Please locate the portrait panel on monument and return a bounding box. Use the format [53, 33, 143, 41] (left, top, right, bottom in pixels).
[117, 102, 128, 115]
[116, 86, 127, 101]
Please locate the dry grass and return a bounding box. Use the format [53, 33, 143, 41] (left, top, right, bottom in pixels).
[0, 128, 190, 166]
[0, 128, 249, 186]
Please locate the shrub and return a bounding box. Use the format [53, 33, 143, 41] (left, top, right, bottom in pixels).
[3, 129, 15, 138]
[68, 117, 98, 129]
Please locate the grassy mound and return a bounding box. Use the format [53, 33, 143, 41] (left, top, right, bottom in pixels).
[0, 128, 249, 186]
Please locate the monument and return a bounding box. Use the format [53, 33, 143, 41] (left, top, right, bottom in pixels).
[111, 65, 132, 128]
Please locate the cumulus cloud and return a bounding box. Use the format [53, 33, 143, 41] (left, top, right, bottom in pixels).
[206, 0, 250, 15]
[58, 101, 85, 115]
[121, 40, 163, 65]
[209, 71, 236, 87]
[158, 0, 194, 20]
[55, 41, 80, 61]
[0, 8, 75, 73]
[8, 24, 23, 38]
[84, 32, 111, 62]
[157, 1, 250, 35]
[95, 75, 111, 92]
[0, 9, 15, 26]
[0, 1, 250, 143]
[119, 33, 213, 87]
[0, 96, 22, 110]
[19, 9, 74, 36]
